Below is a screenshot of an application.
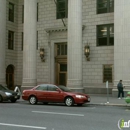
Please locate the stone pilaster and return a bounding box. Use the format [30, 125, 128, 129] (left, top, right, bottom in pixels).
[67, 0, 83, 90]
[113, 0, 130, 95]
[22, 0, 37, 89]
[0, 0, 6, 85]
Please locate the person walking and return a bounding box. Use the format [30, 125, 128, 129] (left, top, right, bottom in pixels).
[117, 80, 124, 99]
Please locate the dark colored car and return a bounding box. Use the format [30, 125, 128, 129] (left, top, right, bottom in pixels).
[22, 84, 90, 106]
[0, 84, 20, 103]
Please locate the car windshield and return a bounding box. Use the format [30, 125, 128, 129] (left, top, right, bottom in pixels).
[58, 85, 72, 92]
[0, 85, 8, 90]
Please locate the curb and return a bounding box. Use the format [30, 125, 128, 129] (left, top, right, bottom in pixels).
[87, 103, 130, 107]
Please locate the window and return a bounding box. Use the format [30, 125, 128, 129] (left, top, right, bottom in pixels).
[97, 0, 114, 14]
[8, 31, 14, 50]
[22, 32, 23, 51]
[56, 0, 68, 19]
[103, 65, 112, 83]
[37, 3, 38, 21]
[22, 5, 24, 23]
[97, 24, 114, 46]
[56, 43, 67, 55]
[37, 31, 38, 50]
[36, 85, 47, 91]
[60, 64, 67, 71]
[9, 2, 14, 22]
[48, 85, 58, 91]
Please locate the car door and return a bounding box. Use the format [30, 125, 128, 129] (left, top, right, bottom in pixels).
[35, 84, 48, 101]
[46, 85, 64, 102]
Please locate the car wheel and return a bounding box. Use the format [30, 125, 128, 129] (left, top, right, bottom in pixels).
[65, 97, 74, 106]
[29, 96, 37, 105]
[77, 104, 83, 106]
[10, 99, 17, 103]
[0, 95, 3, 103]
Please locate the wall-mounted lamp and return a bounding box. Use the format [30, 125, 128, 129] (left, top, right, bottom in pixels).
[40, 48, 45, 61]
[84, 45, 90, 61]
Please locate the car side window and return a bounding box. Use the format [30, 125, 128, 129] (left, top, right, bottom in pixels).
[35, 85, 47, 91]
[48, 85, 58, 91]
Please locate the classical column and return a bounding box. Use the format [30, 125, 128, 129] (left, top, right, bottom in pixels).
[22, 0, 37, 89]
[0, 0, 6, 85]
[67, 0, 83, 91]
[113, 0, 130, 94]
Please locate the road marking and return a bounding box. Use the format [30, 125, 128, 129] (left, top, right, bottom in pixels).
[0, 123, 46, 129]
[32, 111, 84, 117]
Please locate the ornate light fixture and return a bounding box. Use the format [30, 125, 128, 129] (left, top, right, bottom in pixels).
[84, 45, 90, 61]
[40, 48, 45, 61]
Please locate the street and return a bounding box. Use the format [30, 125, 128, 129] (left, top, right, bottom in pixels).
[0, 101, 130, 130]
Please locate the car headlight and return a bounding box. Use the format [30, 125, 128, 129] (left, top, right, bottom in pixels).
[5, 92, 12, 96]
[75, 95, 85, 98]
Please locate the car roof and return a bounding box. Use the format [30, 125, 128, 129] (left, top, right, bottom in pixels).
[37, 84, 57, 86]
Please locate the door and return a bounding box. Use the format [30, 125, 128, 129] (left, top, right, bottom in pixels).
[46, 85, 64, 102]
[55, 43, 67, 86]
[6, 65, 14, 90]
[58, 64, 67, 86]
[35, 85, 48, 101]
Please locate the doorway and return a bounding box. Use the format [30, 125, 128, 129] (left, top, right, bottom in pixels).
[6, 65, 14, 90]
[55, 43, 67, 86]
[57, 63, 67, 86]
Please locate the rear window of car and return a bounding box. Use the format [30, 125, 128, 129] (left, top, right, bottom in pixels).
[58, 85, 71, 92]
[48, 85, 58, 91]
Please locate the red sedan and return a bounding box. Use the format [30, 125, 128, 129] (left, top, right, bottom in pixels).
[22, 84, 90, 106]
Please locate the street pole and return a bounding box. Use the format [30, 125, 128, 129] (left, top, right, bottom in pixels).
[106, 81, 109, 103]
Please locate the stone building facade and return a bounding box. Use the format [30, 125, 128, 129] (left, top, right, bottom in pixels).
[0, 0, 129, 95]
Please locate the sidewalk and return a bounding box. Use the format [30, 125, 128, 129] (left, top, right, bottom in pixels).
[88, 94, 130, 107]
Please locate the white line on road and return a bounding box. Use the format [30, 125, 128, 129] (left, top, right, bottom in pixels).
[32, 111, 84, 117]
[0, 123, 46, 129]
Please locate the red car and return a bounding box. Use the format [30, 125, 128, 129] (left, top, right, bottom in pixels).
[22, 84, 90, 106]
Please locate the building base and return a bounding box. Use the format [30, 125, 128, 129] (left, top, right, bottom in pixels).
[112, 88, 130, 97]
[84, 87, 112, 94]
[69, 88, 85, 93]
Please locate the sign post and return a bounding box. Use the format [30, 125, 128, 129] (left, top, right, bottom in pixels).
[106, 81, 109, 103]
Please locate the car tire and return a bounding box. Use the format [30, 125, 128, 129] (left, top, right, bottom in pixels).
[65, 97, 74, 106]
[0, 95, 3, 103]
[29, 96, 37, 105]
[10, 99, 17, 103]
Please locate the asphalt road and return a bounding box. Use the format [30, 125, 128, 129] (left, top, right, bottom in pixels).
[0, 101, 130, 130]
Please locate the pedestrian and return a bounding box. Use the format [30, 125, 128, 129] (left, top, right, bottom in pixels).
[117, 80, 125, 99]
